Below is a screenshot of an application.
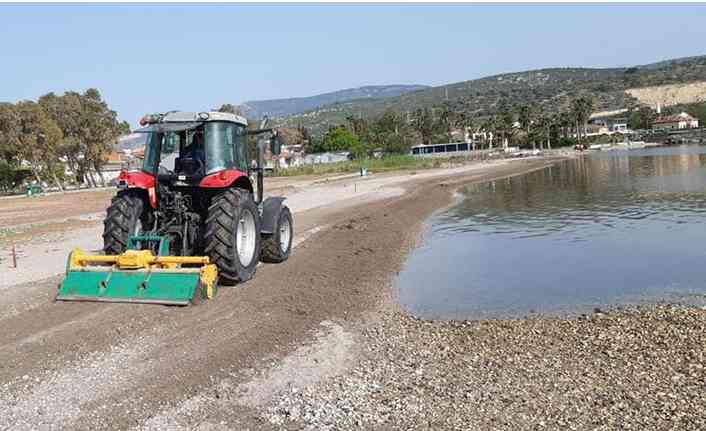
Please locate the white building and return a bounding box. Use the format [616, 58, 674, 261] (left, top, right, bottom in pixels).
[652, 112, 700, 130]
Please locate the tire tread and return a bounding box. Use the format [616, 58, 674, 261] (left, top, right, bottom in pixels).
[261, 206, 292, 263]
[204, 189, 260, 285]
[103, 193, 143, 255]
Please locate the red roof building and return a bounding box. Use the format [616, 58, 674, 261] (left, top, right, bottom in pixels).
[652, 112, 699, 130]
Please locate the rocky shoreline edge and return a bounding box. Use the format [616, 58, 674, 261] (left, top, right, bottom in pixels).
[263, 157, 706, 430]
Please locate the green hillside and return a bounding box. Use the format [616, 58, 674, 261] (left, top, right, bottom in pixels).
[276, 56, 706, 135]
[239, 85, 428, 118]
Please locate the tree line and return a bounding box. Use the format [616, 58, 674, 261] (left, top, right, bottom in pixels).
[0, 89, 128, 192]
[304, 96, 596, 157]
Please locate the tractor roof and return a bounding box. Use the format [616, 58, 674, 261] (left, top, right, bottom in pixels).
[135, 111, 249, 134]
[161, 111, 248, 126]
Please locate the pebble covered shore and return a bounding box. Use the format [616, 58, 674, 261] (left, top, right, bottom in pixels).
[267, 304, 706, 430]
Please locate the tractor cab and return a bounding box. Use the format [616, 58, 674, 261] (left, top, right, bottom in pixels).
[136, 112, 250, 186]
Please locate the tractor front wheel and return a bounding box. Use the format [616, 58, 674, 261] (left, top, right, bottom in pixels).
[205, 189, 261, 285]
[103, 192, 149, 255]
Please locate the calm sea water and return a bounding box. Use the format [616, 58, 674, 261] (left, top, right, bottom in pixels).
[398, 146, 706, 320]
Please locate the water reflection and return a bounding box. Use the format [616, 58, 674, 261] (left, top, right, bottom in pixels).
[398, 146, 706, 320]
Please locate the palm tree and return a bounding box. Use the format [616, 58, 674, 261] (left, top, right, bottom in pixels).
[439, 106, 459, 143]
[498, 108, 515, 150]
[518, 105, 535, 149]
[463, 115, 478, 150]
[547, 114, 561, 150]
[534, 114, 555, 150]
[558, 112, 573, 140]
[481, 116, 498, 150]
[571, 97, 593, 143]
[411, 108, 436, 146]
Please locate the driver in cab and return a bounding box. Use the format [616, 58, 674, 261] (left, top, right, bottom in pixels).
[176, 131, 206, 176]
[184, 131, 205, 164]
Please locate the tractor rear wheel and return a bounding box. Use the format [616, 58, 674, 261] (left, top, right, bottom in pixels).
[205, 189, 261, 285]
[103, 192, 148, 255]
[261, 206, 293, 263]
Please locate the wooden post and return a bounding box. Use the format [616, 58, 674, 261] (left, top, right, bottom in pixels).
[11, 244, 17, 268]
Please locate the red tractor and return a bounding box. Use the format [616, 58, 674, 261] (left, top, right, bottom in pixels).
[106, 111, 293, 285]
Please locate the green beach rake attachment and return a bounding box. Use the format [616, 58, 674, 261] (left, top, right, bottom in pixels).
[56, 236, 218, 305]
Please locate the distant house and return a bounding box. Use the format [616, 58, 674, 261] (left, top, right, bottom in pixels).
[130, 147, 145, 160]
[275, 144, 305, 168]
[300, 151, 350, 165]
[584, 122, 611, 136]
[102, 150, 130, 184]
[411, 142, 471, 156]
[652, 112, 699, 130]
[610, 118, 629, 132]
[588, 111, 629, 134]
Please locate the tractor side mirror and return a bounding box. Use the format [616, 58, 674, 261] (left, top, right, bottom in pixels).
[270, 133, 282, 156]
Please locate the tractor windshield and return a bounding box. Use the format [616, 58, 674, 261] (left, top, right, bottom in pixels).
[140, 121, 248, 175]
[142, 132, 180, 175]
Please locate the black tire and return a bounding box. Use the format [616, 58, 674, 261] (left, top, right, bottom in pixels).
[261, 206, 293, 263]
[204, 189, 261, 286]
[103, 192, 148, 255]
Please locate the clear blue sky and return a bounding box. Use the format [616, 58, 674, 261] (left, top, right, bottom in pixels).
[2, 3, 706, 126]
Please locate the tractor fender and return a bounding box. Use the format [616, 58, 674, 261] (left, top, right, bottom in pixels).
[260, 197, 287, 235]
[117, 170, 157, 208]
[200, 169, 249, 189]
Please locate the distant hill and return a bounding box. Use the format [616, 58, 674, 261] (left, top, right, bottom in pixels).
[276, 55, 706, 135]
[117, 133, 146, 151]
[238, 85, 428, 119]
[636, 55, 706, 71]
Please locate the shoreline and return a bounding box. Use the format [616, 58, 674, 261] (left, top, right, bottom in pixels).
[139, 156, 580, 429]
[0, 156, 572, 430]
[5, 154, 704, 429]
[266, 303, 706, 430]
[259, 155, 706, 430]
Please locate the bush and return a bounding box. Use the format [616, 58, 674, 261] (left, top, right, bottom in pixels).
[0, 161, 31, 194]
[323, 126, 359, 152]
[556, 137, 578, 148]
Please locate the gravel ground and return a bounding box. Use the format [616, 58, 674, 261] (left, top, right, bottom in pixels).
[13, 155, 672, 431]
[266, 305, 706, 430]
[1, 336, 157, 430]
